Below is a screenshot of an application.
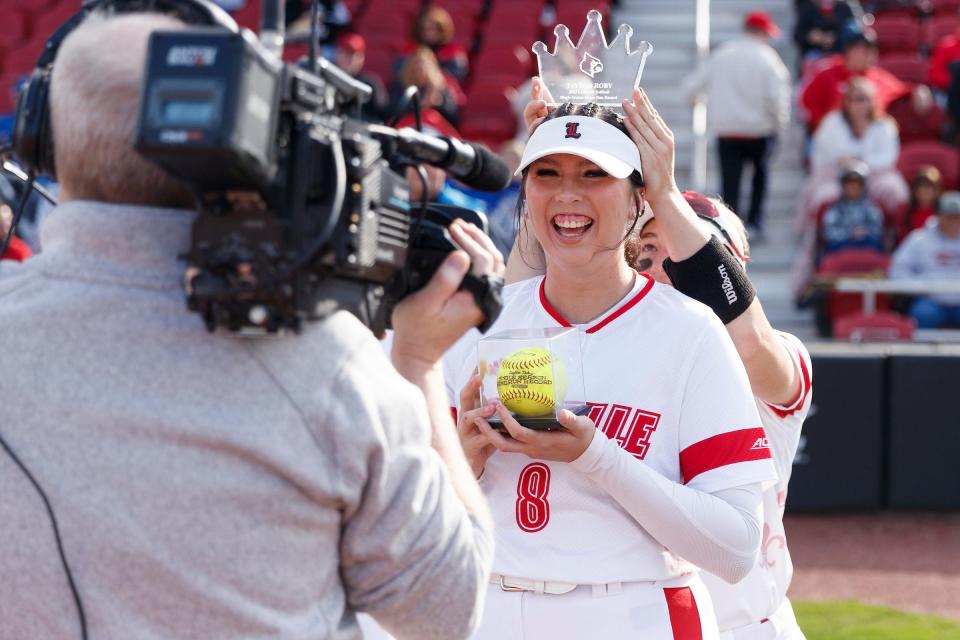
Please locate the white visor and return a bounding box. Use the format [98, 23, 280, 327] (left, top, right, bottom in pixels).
[517, 116, 642, 180]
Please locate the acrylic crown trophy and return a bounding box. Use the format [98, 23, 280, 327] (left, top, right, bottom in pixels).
[533, 9, 653, 111]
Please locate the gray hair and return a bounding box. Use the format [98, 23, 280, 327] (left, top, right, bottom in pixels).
[50, 12, 193, 208]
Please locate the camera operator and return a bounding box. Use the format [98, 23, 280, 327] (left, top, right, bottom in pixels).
[0, 11, 497, 640]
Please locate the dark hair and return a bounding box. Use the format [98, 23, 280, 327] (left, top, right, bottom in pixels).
[513, 102, 644, 269]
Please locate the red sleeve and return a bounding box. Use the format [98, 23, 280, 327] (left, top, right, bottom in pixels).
[802, 66, 843, 132]
[870, 68, 910, 111]
[679, 428, 772, 485]
[763, 334, 813, 419]
[1, 236, 32, 262]
[928, 37, 960, 91]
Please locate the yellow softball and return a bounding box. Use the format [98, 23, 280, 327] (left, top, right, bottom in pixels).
[496, 347, 568, 418]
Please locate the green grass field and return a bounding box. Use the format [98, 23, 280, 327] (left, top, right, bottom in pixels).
[795, 601, 960, 640]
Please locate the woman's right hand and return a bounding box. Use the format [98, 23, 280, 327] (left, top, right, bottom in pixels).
[457, 374, 498, 478]
[523, 77, 556, 136]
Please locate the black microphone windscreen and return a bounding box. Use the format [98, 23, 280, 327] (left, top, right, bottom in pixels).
[466, 143, 512, 192]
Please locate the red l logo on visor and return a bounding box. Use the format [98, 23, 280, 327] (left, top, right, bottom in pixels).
[565, 122, 582, 139]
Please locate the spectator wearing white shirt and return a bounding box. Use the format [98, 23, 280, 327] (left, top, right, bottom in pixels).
[799, 77, 909, 227]
[890, 191, 960, 328]
[685, 10, 790, 239]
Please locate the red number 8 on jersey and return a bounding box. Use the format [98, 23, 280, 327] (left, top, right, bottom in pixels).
[516, 463, 551, 532]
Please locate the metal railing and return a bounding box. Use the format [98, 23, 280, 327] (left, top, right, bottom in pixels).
[691, 0, 710, 192]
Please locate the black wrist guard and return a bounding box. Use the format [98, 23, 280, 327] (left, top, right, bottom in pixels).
[662, 236, 755, 324]
[460, 272, 504, 333]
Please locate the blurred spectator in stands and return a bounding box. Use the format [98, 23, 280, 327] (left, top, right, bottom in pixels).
[890, 191, 960, 328]
[684, 10, 790, 240]
[818, 163, 887, 260]
[440, 140, 524, 257]
[334, 33, 387, 122]
[390, 46, 465, 126]
[0, 201, 32, 262]
[946, 60, 960, 145]
[801, 77, 908, 221]
[794, 0, 864, 62]
[895, 165, 942, 244]
[800, 30, 926, 133]
[287, 0, 352, 57]
[398, 6, 469, 84]
[928, 32, 960, 93]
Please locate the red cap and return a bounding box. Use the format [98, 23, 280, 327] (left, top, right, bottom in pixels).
[337, 32, 366, 53]
[744, 11, 781, 38]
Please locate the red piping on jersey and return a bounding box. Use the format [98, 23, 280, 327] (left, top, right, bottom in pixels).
[680, 427, 772, 484]
[764, 345, 812, 419]
[537, 275, 655, 334]
[663, 586, 704, 640]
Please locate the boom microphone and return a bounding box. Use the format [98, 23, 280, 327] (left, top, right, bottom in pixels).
[370, 125, 512, 192]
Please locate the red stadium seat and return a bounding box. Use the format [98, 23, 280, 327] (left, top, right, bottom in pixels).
[433, 0, 486, 16]
[898, 140, 960, 189]
[471, 43, 534, 81]
[2, 38, 46, 76]
[926, 13, 960, 46]
[30, 0, 82, 44]
[872, 14, 924, 53]
[0, 11, 28, 49]
[887, 92, 946, 142]
[877, 52, 929, 84]
[818, 247, 891, 275]
[554, 1, 611, 40]
[930, 0, 960, 14]
[460, 87, 517, 144]
[815, 249, 894, 332]
[362, 46, 399, 85]
[834, 310, 916, 341]
[485, 3, 543, 42]
[868, 0, 925, 17]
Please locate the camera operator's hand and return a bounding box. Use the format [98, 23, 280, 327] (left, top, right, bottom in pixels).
[392, 220, 504, 370]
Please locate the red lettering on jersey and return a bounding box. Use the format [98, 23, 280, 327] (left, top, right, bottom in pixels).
[586, 403, 661, 460]
[516, 463, 551, 532]
[621, 409, 661, 460]
[586, 402, 608, 426]
[601, 404, 631, 439]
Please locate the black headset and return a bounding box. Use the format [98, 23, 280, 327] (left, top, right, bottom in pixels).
[10, 0, 240, 179]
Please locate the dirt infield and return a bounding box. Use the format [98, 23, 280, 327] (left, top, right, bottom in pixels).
[785, 513, 960, 621]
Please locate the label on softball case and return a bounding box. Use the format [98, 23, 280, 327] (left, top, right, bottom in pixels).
[478, 327, 587, 429]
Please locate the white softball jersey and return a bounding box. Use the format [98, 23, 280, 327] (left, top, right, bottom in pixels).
[444, 274, 778, 586]
[703, 332, 813, 637]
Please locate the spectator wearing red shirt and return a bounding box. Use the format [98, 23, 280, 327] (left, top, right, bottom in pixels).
[895, 165, 943, 244]
[928, 33, 960, 92]
[800, 30, 912, 132]
[398, 6, 469, 84]
[1, 203, 32, 262]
